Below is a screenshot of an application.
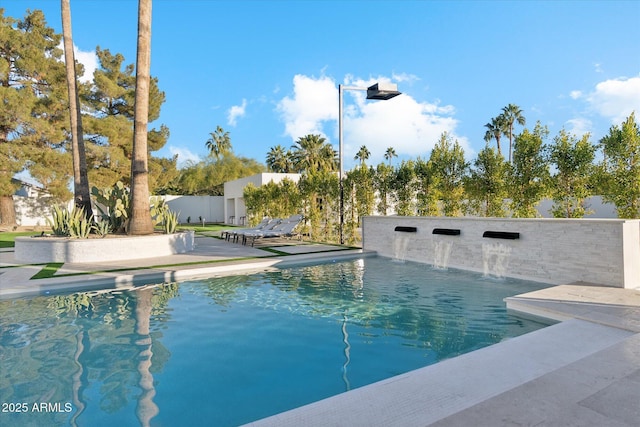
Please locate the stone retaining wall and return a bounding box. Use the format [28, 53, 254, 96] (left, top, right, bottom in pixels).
[362, 216, 640, 289]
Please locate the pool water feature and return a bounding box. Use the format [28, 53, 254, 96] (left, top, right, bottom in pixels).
[0, 257, 553, 426]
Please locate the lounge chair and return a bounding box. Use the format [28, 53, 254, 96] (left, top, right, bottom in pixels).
[233, 218, 283, 244]
[221, 217, 270, 242]
[242, 214, 303, 246]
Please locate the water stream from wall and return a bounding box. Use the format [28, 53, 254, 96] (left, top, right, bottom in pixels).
[432, 238, 453, 269]
[482, 242, 512, 278]
[392, 235, 410, 262]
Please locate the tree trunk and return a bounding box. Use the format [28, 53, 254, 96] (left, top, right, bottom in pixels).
[61, 0, 92, 218]
[0, 195, 17, 227]
[129, 0, 154, 235]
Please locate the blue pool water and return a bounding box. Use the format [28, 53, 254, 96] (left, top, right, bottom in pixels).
[0, 257, 553, 426]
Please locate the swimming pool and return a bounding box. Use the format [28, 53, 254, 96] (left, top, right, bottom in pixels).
[0, 257, 553, 426]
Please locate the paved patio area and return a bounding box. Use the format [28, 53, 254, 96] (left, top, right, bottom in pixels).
[1, 234, 638, 426]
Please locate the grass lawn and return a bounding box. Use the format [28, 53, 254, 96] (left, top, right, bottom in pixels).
[178, 224, 236, 233]
[0, 231, 41, 248]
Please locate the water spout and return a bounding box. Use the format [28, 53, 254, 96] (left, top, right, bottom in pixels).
[392, 235, 410, 262]
[482, 242, 512, 278]
[433, 239, 453, 269]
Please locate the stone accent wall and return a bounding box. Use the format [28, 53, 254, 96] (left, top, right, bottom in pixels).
[362, 216, 640, 289]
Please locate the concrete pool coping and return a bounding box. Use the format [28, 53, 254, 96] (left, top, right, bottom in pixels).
[1, 235, 639, 426]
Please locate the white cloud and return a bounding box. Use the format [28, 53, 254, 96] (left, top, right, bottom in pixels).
[586, 75, 640, 124]
[227, 99, 247, 126]
[169, 146, 200, 169]
[391, 72, 420, 84]
[276, 73, 469, 168]
[565, 118, 593, 136]
[276, 74, 338, 141]
[58, 41, 98, 83]
[569, 90, 582, 100]
[74, 47, 97, 83]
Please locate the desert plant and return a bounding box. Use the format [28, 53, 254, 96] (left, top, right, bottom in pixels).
[68, 208, 92, 238]
[162, 210, 179, 234]
[150, 196, 170, 227]
[47, 205, 71, 236]
[91, 181, 131, 233]
[92, 219, 111, 237]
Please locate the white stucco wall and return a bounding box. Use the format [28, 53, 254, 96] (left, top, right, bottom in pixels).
[160, 195, 224, 224]
[362, 216, 640, 289]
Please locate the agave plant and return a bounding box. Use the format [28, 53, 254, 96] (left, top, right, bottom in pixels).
[92, 218, 111, 237]
[68, 208, 93, 239]
[47, 205, 71, 236]
[162, 210, 179, 234]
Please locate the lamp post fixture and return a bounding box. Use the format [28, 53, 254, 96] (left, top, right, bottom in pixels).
[338, 82, 401, 245]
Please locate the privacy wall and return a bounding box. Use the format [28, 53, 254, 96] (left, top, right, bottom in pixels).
[362, 216, 640, 289]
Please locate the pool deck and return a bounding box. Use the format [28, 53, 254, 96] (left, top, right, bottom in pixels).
[1, 234, 639, 426]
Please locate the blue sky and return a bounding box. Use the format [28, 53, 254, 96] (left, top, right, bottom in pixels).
[5, 1, 640, 170]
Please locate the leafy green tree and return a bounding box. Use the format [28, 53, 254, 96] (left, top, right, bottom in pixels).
[465, 146, 508, 217]
[393, 160, 416, 216]
[414, 158, 439, 216]
[298, 169, 338, 242]
[243, 178, 300, 224]
[599, 112, 640, 218]
[428, 132, 468, 216]
[61, 0, 91, 218]
[373, 162, 394, 215]
[508, 122, 550, 217]
[291, 134, 337, 173]
[548, 129, 596, 218]
[206, 126, 232, 160]
[176, 154, 265, 195]
[0, 9, 71, 224]
[501, 104, 526, 163]
[345, 164, 375, 225]
[484, 115, 507, 157]
[266, 144, 294, 173]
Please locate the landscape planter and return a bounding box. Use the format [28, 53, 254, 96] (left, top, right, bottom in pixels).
[14, 231, 195, 264]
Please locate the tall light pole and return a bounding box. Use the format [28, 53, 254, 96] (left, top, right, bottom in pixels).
[338, 82, 401, 245]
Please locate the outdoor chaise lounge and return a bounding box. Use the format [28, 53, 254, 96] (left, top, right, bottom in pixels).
[221, 217, 272, 243]
[241, 214, 303, 246]
[228, 218, 284, 243]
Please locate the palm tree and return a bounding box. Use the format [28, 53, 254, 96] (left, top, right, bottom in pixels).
[501, 104, 526, 163]
[266, 144, 293, 173]
[483, 116, 507, 157]
[61, 0, 92, 219]
[129, 0, 154, 235]
[384, 147, 397, 166]
[354, 145, 371, 167]
[205, 126, 232, 160]
[291, 134, 337, 173]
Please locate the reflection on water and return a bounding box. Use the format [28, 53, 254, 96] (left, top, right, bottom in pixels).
[0, 283, 178, 427]
[0, 258, 552, 427]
